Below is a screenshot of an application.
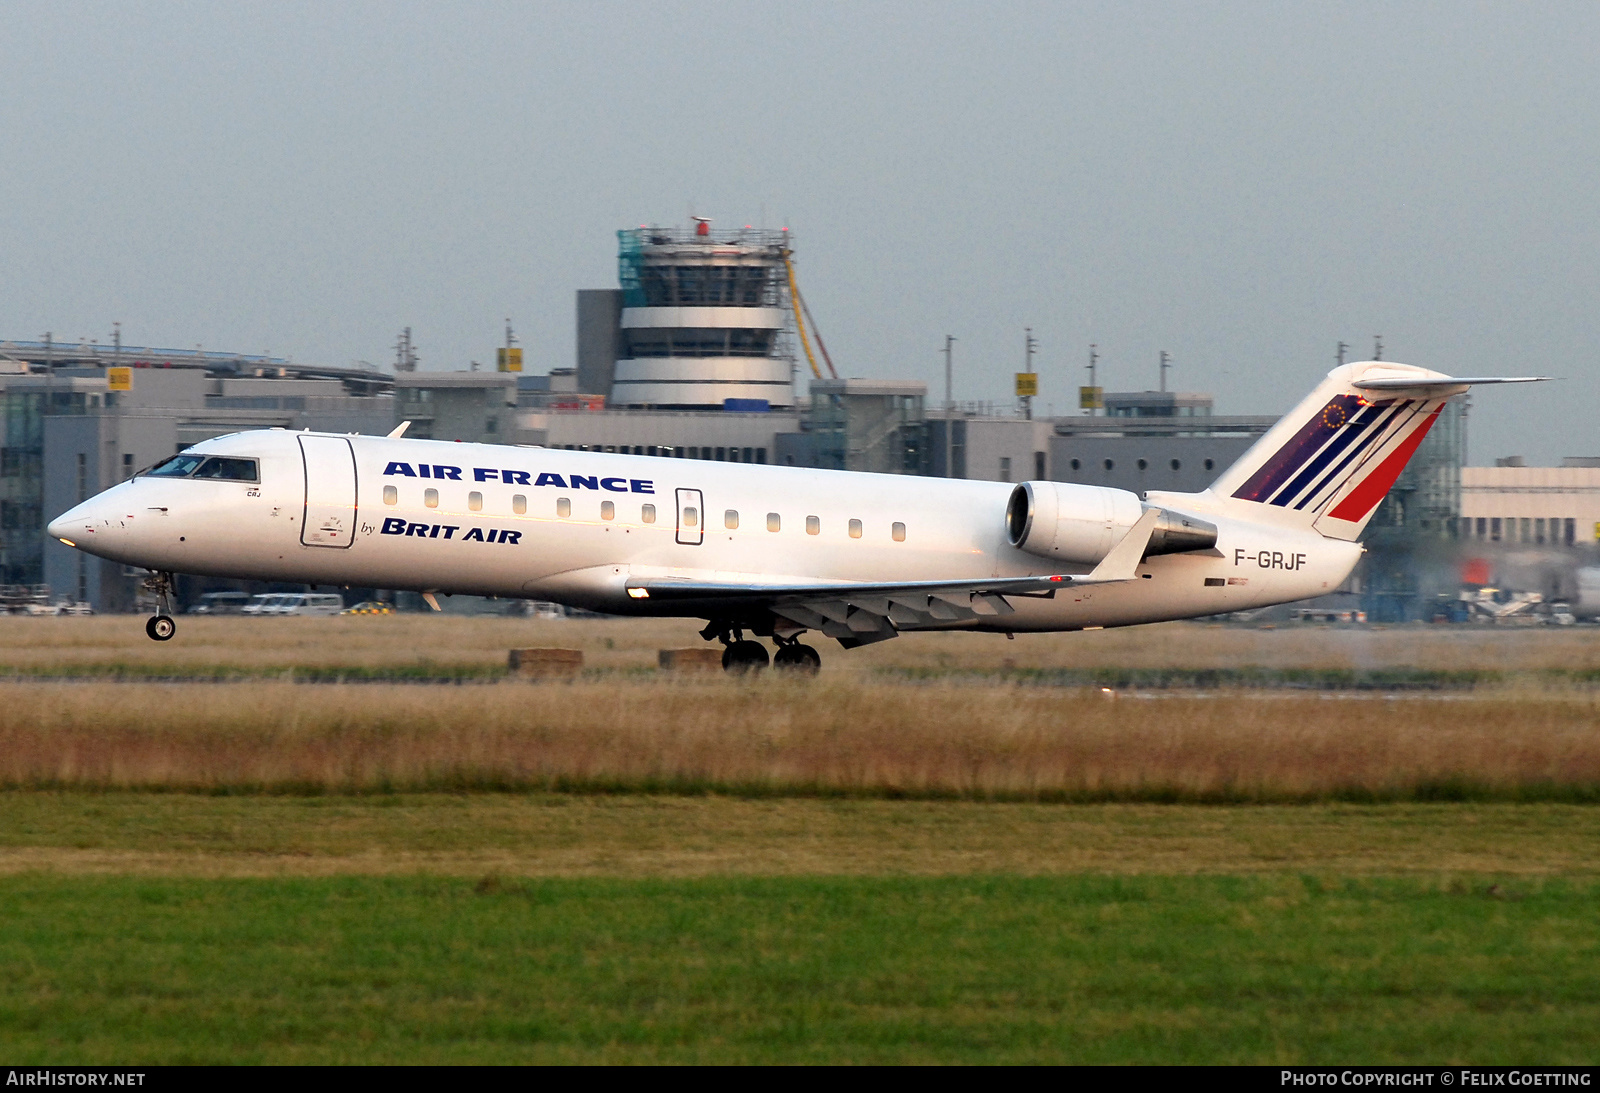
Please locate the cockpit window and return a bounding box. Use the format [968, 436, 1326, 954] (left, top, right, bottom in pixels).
[192, 457, 259, 482]
[142, 454, 259, 482]
[146, 455, 207, 477]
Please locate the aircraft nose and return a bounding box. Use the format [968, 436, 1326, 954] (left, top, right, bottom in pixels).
[48, 496, 125, 552]
[47, 505, 86, 543]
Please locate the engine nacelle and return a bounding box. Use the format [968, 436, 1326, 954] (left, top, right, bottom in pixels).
[1005, 481, 1217, 564]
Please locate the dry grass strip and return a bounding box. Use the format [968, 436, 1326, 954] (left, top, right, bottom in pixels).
[1, 616, 1599, 674]
[1, 680, 1597, 800]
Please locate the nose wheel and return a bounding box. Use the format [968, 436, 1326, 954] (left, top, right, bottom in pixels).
[141, 570, 177, 641]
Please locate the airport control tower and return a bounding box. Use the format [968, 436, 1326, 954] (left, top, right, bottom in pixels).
[605, 221, 795, 410]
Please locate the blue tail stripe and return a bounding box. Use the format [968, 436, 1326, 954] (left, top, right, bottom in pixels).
[1265, 402, 1391, 506]
[1290, 403, 1412, 510]
[1273, 401, 1401, 508]
[1232, 394, 1366, 503]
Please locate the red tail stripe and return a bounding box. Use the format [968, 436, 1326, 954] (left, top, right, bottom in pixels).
[1326, 407, 1441, 522]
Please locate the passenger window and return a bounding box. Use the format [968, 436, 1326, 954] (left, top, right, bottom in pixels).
[767, 513, 780, 532]
[848, 519, 862, 539]
[468, 491, 483, 512]
[892, 522, 906, 542]
[806, 516, 820, 535]
[641, 504, 656, 523]
[683, 507, 698, 527]
[382, 485, 397, 506]
[725, 510, 739, 530]
[557, 497, 571, 518]
[424, 488, 439, 508]
[601, 500, 615, 520]
[512, 494, 527, 515]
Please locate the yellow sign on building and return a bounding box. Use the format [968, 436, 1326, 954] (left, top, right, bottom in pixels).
[1014, 372, 1038, 397]
[496, 347, 523, 373]
[106, 367, 132, 392]
[1079, 385, 1104, 410]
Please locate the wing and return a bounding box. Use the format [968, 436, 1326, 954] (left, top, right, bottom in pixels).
[626, 509, 1161, 646]
[627, 573, 1071, 647]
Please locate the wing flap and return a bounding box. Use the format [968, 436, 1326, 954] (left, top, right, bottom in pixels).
[627, 572, 1085, 607]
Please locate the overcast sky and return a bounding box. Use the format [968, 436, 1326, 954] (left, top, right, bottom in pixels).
[3, 1, 1595, 463]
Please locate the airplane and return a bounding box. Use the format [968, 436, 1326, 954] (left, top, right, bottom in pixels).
[46, 361, 1545, 672]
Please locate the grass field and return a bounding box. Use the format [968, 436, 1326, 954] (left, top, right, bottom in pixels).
[2, 617, 1597, 1062]
[6, 872, 1598, 1064]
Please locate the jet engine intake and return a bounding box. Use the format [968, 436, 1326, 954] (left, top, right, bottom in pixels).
[1005, 481, 1216, 564]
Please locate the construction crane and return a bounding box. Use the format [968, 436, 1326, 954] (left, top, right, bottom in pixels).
[783, 251, 839, 380]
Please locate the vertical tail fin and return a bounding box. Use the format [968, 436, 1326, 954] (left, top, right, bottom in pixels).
[1208, 362, 1457, 541]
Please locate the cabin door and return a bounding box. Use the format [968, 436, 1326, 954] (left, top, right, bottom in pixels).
[675, 488, 704, 546]
[299, 435, 357, 548]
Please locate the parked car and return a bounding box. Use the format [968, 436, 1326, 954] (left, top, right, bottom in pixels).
[188, 591, 252, 615]
[274, 593, 346, 616]
[340, 600, 393, 615]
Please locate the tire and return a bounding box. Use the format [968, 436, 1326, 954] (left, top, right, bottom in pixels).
[721, 640, 769, 675]
[146, 615, 176, 642]
[772, 644, 821, 675]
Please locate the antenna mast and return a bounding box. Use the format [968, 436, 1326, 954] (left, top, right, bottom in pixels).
[943, 335, 955, 413]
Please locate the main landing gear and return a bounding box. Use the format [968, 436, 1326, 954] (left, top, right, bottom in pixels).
[772, 642, 821, 675]
[142, 571, 176, 642]
[721, 639, 769, 675]
[705, 623, 822, 676]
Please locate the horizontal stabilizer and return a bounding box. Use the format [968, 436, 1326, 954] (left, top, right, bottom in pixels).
[1351, 375, 1551, 390]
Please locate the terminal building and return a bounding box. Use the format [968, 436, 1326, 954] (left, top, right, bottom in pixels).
[14, 221, 1578, 622]
[0, 341, 391, 610]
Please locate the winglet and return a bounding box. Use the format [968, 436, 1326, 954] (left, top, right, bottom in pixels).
[1083, 507, 1160, 583]
[387, 421, 411, 439]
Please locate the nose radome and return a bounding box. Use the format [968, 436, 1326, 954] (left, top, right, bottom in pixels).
[47, 506, 84, 542]
[48, 496, 123, 548]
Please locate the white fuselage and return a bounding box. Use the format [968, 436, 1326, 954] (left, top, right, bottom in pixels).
[49, 429, 1360, 632]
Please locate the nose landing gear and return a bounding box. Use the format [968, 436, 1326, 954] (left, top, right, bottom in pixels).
[141, 571, 177, 641]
